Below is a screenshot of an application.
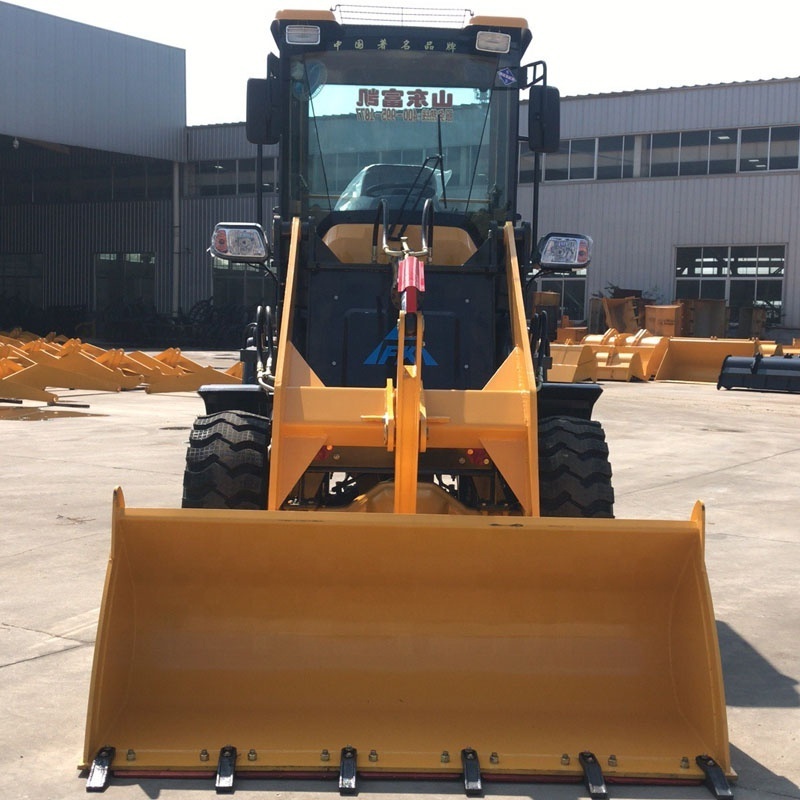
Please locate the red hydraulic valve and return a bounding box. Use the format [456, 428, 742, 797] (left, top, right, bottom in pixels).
[397, 254, 426, 313]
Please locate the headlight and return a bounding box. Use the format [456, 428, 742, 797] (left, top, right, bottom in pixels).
[209, 223, 269, 263]
[538, 233, 593, 269]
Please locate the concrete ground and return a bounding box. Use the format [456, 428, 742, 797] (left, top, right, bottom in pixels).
[0, 351, 797, 800]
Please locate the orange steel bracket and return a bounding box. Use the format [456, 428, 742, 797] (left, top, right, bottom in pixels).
[268, 220, 540, 515]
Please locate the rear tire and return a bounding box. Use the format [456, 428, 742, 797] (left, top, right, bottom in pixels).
[182, 411, 270, 509]
[538, 416, 614, 518]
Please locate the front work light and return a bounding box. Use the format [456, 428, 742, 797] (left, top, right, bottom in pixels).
[286, 25, 321, 45]
[475, 30, 511, 53]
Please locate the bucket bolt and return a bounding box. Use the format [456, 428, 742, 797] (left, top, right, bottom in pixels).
[561, 753, 571, 766]
[126, 749, 136, 762]
[369, 750, 379, 762]
[681, 756, 690, 769]
[441, 750, 451, 763]
[608, 755, 618, 768]
[320, 748, 331, 762]
[247, 749, 257, 762]
[199, 749, 210, 762]
[490, 752, 499, 764]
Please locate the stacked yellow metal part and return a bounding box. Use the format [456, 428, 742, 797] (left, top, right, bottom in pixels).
[0, 332, 238, 401]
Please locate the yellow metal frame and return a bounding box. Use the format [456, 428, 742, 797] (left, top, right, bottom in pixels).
[269, 219, 539, 514]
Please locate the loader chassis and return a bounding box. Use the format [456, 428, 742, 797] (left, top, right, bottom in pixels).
[82, 8, 733, 796]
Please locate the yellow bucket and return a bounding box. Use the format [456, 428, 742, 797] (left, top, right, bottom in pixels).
[83, 488, 731, 788]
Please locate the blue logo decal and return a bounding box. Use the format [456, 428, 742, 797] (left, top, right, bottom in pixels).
[497, 67, 517, 86]
[363, 327, 438, 366]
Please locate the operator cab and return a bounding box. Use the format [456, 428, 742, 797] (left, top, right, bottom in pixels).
[233, 9, 589, 394]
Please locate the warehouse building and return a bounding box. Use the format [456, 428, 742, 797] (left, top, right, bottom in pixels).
[521, 81, 800, 335]
[1, 1, 798, 342]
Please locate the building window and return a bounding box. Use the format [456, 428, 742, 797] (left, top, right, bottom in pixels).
[518, 144, 537, 184]
[541, 125, 799, 184]
[680, 130, 710, 176]
[113, 163, 147, 201]
[199, 160, 237, 195]
[597, 136, 636, 181]
[543, 142, 569, 181]
[739, 128, 769, 172]
[543, 140, 594, 181]
[237, 158, 257, 195]
[0, 254, 43, 306]
[649, 132, 680, 177]
[94, 252, 155, 314]
[71, 165, 113, 202]
[768, 125, 800, 170]
[186, 158, 277, 196]
[569, 139, 596, 180]
[675, 245, 784, 325]
[709, 129, 738, 174]
[146, 161, 174, 200]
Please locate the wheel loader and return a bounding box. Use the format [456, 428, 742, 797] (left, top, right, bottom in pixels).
[82, 7, 734, 797]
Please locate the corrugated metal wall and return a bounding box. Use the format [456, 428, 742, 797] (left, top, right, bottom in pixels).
[1, 200, 173, 311]
[187, 125, 277, 161]
[0, 1, 185, 160]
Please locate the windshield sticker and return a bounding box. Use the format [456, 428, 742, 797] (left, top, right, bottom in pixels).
[497, 67, 517, 86]
[355, 88, 455, 121]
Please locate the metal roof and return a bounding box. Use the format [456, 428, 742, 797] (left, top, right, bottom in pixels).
[0, 1, 186, 161]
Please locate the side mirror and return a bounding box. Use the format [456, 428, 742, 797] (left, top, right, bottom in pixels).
[528, 85, 560, 154]
[209, 223, 269, 264]
[536, 232, 592, 270]
[246, 55, 281, 145]
[246, 77, 280, 145]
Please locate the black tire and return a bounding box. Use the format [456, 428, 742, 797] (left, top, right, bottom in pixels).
[538, 416, 615, 518]
[182, 411, 270, 509]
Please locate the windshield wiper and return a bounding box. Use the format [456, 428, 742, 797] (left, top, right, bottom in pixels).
[437, 116, 448, 210]
[388, 155, 441, 242]
[464, 85, 493, 215]
[305, 63, 333, 213]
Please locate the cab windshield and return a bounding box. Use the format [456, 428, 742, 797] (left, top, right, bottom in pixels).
[284, 48, 519, 239]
